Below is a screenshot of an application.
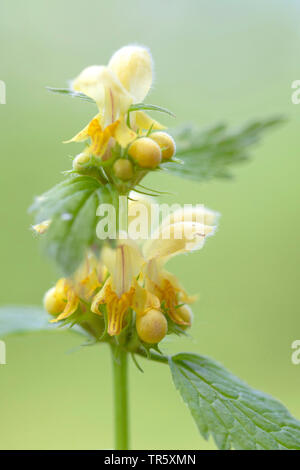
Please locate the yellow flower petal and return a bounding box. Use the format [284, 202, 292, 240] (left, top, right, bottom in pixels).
[51, 287, 79, 323]
[66, 116, 120, 158]
[143, 258, 161, 287]
[79, 268, 101, 299]
[101, 245, 116, 273]
[143, 260, 195, 325]
[87, 118, 120, 157]
[91, 277, 134, 336]
[108, 45, 152, 102]
[133, 282, 160, 317]
[72, 65, 106, 105]
[91, 278, 109, 315]
[160, 279, 188, 325]
[103, 240, 144, 298]
[162, 270, 197, 304]
[64, 114, 102, 143]
[152, 277, 191, 326]
[72, 65, 132, 126]
[134, 111, 166, 131]
[55, 278, 68, 298]
[113, 242, 143, 297]
[114, 118, 137, 147]
[160, 206, 219, 228]
[143, 222, 215, 261]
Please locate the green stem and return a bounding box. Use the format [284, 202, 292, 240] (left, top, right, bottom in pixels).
[136, 348, 169, 364]
[111, 346, 130, 450]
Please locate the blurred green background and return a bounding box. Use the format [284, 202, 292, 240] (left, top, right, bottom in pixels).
[1, 0, 300, 450]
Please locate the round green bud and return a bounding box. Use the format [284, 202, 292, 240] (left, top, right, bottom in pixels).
[113, 159, 134, 180]
[73, 153, 91, 171]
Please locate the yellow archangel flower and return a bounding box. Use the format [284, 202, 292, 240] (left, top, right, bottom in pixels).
[91, 240, 144, 336]
[66, 45, 165, 160]
[44, 204, 218, 342]
[128, 202, 218, 325]
[44, 254, 106, 322]
[142, 210, 217, 325]
[90, 239, 167, 340]
[91, 205, 218, 336]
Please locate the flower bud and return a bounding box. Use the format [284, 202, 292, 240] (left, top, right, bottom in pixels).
[150, 132, 176, 160]
[73, 153, 91, 171]
[177, 304, 193, 327]
[43, 287, 66, 316]
[128, 137, 161, 169]
[113, 159, 134, 180]
[136, 309, 167, 343]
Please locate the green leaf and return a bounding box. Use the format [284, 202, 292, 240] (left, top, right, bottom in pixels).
[30, 176, 117, 275]
[163, 117, 284, 182]
[128, 103, 175, 118]
[169, 352, 300, 450]
[0, 306, 88, 338]
[46, 87, 96, 104]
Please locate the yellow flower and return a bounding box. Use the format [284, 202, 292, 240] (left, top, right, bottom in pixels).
[44, 278, 78, 321]
[91, 240, 144, 336]
[142, 206, 218, 325]
[46, 253, 105, 322]
[67, 45, 165, 160]
[90, 205, 217, 335]
[44, 201, 218, 342]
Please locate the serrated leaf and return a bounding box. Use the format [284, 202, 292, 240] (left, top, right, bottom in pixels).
[0, 306, 88, 338]
[163, 117, 284, 182]
[169, 352, 300, 450]
[30, 176, 117, 275]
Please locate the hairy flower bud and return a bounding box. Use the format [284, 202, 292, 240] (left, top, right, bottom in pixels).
[150, 132, 176, 160]
[72, 153, 91, 171]
[113, 159, 134, 180]
[128, 137, 161, 169]
[177, 304, 193, 327]
[43, 287, 65, 316]
[136, 308, 167, 343]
